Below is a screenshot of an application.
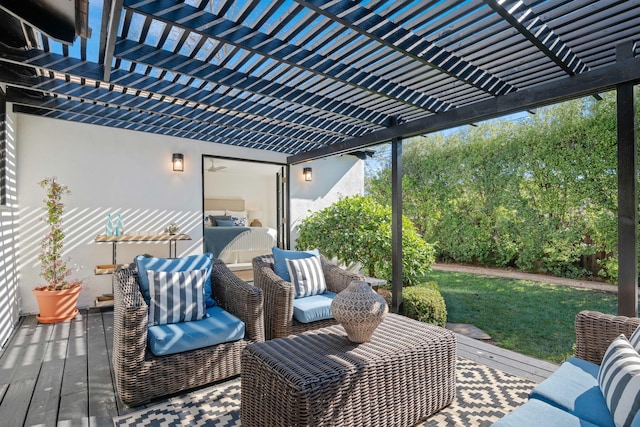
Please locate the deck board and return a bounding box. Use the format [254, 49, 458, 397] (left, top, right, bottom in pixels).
[0, 316, 54, 426]
[57, 311, 89, 426]
[455, 333, 558, 383]
[87, 310, 119, 425]
[0, 309, 559, 424]
[24, 320, 70, 427]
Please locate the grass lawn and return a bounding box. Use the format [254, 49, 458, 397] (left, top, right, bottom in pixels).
[419, 270, 618, 364]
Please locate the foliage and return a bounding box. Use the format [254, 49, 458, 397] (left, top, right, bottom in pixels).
[36, 177, 79, 291]
[295, 195, 436, 286]
[402, 283, 447, 327]
[367, 91, 631, 281]
[423, 270, 617, 363]
[164, 222, 180, 234]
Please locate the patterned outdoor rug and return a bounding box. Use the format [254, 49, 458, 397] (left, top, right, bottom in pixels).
[113, 357, 537, 427]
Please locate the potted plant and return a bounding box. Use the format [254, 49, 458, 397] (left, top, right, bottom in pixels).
[32, 177, 82, 323]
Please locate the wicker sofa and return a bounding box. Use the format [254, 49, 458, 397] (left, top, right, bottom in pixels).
[252, 254, 363, 340]
[112, 259, 264, 406]
[494, 310, 640, 426]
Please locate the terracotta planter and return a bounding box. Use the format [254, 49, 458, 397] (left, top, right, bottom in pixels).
[32, 285, 81, 323]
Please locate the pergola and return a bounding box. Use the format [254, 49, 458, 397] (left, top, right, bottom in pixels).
[0, 0, 639, 315]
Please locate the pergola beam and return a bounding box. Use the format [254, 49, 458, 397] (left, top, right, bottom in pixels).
[288, 55, 640, 164]
[616, 41, 638, 317]
[101, 0, 124, 81]
[391, 124, 403, 314]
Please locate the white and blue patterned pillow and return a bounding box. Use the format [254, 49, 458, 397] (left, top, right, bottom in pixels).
[231, 216, 247, 227]
[147, 269, 207, 326]
[598, 334, 640, 427]
[629, 325, 640, 352]
[286, 255, 326, 298]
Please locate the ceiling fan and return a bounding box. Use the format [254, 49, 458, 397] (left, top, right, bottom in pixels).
[207, 159, 226, 172]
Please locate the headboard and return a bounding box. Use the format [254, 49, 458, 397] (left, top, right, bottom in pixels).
[204, 198, 245, 211]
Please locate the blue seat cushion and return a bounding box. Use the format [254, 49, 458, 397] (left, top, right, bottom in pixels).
[272, 247, 319, 282]
[147, 306, 244, 356]
[493, 398, 600, 427]
[135, 253, 215, 308]
[292, 292, 336, 323]
[529, 357, 614, 427]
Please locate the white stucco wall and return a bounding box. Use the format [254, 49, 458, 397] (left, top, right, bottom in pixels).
[0, 95, 20, 348]
[15, 114, 286, 315]
[289, 156, 364, 248]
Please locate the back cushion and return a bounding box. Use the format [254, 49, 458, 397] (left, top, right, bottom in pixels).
[135, 253, 215, 308]
[272, 247, 319, 282]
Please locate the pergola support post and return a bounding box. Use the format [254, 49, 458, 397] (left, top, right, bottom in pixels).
[391, 131, 403, 314]
[616, 41, 638, 317]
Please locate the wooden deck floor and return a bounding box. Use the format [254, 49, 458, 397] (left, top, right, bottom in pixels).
[0, 309, 558, 426]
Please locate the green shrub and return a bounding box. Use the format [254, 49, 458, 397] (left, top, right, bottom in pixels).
[403, 283, 447, 327]
[296, 195, 436, 286]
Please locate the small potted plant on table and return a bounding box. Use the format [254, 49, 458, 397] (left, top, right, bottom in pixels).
[32, 177, 82, 323]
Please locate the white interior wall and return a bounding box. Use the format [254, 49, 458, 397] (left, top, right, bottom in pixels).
[15, 114, 286, 315]
[203, 164, 280, 228]
[289, 155, 364, 248]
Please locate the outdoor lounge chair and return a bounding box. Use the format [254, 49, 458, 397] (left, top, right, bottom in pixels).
[112, 258, 264, 406]
[252, 253, 362, 340]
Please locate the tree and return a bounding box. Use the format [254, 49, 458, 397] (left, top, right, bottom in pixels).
[295, 195, 436, 286]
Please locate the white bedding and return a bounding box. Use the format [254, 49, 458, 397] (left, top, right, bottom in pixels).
[218, 227, 277, 266]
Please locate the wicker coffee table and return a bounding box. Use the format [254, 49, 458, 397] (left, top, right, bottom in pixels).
[241, 313, 456, 426]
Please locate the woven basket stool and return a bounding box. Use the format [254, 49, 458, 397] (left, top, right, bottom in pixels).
[241, 313, 456, 426]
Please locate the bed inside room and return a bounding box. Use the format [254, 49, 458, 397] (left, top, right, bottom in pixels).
[202, 157, 285, 278]
[203, 198, 277, 272]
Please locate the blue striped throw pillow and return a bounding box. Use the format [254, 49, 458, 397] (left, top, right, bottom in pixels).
[629, 326, 640, 352]
[147, 269, 207, 326]
[598, 334, 640, 427]
[286, 255, 326, 298]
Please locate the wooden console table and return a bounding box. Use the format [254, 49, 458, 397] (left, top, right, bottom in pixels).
[93, 233, 192, 307]
[94, 233, 192, 274]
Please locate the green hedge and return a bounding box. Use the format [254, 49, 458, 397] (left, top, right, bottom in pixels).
[403, 284, 447, 327]
[367, 91, 632, 281]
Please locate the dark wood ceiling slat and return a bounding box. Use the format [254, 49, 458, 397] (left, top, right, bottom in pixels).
[124, 0, 451, 113]
[3, 0, 640, 156]
[295, 0, 515, 96]
[113, 38, 392, 127]
[14, 103, 296, 152]
[6, 87, 330, 151]
[0, 50, 374, 138]
[483, 0, 588, 76]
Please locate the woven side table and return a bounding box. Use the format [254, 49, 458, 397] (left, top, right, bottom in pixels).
[241, 313, 456, 427]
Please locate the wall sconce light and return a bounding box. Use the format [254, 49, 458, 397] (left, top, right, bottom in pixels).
[172, 153, 184, 172]
[303, 167, 312, 181]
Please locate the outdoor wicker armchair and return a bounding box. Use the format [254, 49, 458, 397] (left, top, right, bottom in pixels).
[575, 310, 640, 364]
[252, 253, 363, 340]
[112, 258, 264, 407]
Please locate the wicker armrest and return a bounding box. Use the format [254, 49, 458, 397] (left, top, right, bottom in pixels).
[321, 255, 363, 293]
[113, 264, 149, 368]
[575, 310, 640, 364]
[252, 255, 296, 340]
[211, 259, 264, 343]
